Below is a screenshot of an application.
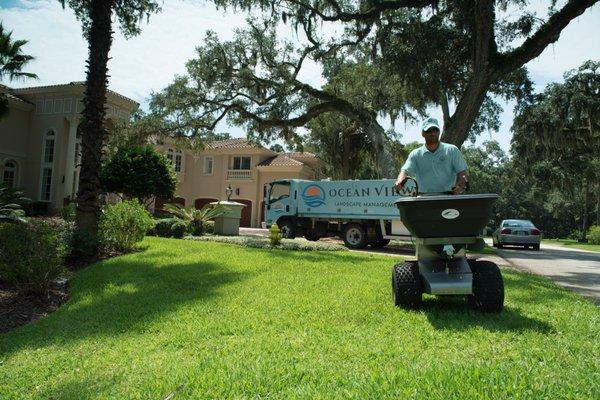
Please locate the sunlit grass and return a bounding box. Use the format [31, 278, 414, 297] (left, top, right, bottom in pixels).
[0, 237, 598, 399]
[543, 238, 600, 252]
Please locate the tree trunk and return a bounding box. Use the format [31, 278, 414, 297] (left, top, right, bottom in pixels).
[441, 0, 496, 147]
[596, 180, 599, 226]
[75, 0, 115, 238]
[342, 133, 350, 179]
[581, 178, 589, 241]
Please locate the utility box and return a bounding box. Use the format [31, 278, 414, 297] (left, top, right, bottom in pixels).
[211, 201, 246, 235]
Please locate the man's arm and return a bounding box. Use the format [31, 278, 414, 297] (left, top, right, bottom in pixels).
[452, 170, 468, 195]
[394, 170, 409, 191]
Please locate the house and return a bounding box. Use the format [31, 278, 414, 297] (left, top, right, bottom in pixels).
[1, 83, 324, 226]
[154, 138, 324, 227]
[0, 82, 138, 212]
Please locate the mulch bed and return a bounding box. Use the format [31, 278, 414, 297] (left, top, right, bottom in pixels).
[0, 279, 69, 334]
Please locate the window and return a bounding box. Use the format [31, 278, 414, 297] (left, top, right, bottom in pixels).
[204, 156, 213, 175]
[40, 130, 56, 201]
[166, 148, 183, 172]
[2, 161, 17, 188]
[269, 182, 290, 203]
[232, 156, 251, 170]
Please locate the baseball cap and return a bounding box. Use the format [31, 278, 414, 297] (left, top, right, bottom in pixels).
[422, 117, 440, 132]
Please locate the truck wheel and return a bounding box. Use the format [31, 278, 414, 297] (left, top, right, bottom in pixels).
[278, 219, 296, 239]
[304, 231, 320, 241]
[468, 260, 504, 313]
[370, 239, 391, 248]
[391, 261, 422, 308]
[342, 223, 368, 249]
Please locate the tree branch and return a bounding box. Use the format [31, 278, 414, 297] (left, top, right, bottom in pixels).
[495, 0, 598, 75]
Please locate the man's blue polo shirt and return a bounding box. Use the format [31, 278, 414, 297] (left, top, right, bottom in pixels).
[401, 142, 468, 193]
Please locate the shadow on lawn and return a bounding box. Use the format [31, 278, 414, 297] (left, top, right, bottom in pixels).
[421, 271, 559, 333]
[0, 249, 249, 357]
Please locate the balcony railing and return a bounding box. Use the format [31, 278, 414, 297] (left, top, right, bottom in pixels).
[227, 169, 253, 180]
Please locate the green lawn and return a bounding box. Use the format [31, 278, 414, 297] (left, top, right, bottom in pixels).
[1, 237, 598, 399]
[543, 238, 600, 252]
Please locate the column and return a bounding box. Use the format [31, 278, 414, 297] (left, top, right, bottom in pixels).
[63, 116, 78, 199]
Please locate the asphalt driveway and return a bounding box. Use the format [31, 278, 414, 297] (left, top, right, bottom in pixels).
[485, 239, 600, 303]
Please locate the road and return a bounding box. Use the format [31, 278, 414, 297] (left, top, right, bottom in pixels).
[485, 239, 600, 302]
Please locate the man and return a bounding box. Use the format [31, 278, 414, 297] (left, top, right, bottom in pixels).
[395, 117, 468, 195]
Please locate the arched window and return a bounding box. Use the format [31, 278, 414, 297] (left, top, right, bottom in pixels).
[40, 130, 56, 201]
[2, 160, 17, 188]
[166, 148, 183, 172]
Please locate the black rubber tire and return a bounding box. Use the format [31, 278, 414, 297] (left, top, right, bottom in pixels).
[391, 261, 423, 308]
[533, 244, 540, 251]
[370, 239, 391, 248]
[342, 223, 368, 249]
[278, 219, 296, 239]
[497, 242, 503, 249]
[304, 231, 320, 241]
[468, 260, 504, 313]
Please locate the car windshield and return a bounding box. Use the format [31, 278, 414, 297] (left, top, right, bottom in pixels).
[503, 220, 534, 228]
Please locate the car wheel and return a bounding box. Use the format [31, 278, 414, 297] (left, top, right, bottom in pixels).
[497, 241, 503, 249]
[533, 244, 540, 251]
[391, 261, 422, 308]
[342, 223, 368, 249]
[468, 260, 504, 313]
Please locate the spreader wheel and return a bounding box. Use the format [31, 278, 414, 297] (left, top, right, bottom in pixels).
[391, 261, 423, 308]
[468, 260, 504, 313]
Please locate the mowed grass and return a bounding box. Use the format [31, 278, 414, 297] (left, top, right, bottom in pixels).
[543, 238, 600, 252]
[1, 237, 599, 399]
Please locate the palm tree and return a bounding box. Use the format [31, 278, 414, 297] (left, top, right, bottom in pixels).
[0, 23, 38, 118]
[0, 23, 37, 82]
[163, 203, 226, 235]
[58, 1, 160, 250]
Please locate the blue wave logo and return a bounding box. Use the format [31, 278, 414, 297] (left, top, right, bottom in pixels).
[302, 185, 326, 207]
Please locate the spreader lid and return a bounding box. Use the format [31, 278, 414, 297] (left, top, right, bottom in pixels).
[394, 193, 499, 203]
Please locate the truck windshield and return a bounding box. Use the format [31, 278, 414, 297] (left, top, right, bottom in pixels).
[269, 182, 290, 203]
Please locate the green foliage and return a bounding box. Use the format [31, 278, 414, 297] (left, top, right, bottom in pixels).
[589, 226, 600, 245]
[99, 200, 154, 252]
[170, 220, 188, 239]
[70, 229, 99, 258]
[100, 145, 177, 205]
[203, 220, 215, 234]
[59, 0, 161, 39]
[0, 22, 38, 82]
[0, 182, 29, 222]
[268, 223, 282, 246]
[154, 218, 178, 237]
[59, 203, 76, 222]
[0, 220, 67, 296]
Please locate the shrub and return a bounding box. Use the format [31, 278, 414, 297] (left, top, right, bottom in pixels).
[155, 218, 178, 237]
[269, 224, 282, 246]
[59, 203, 76, 222]
[163, 203, 225, 236]
[0, 220, 67, 296]
[188, 235, 346, 251]
[589, 225, 600, 245]
[203, 220, 215, 234]
[171, 220, 187, 238]
[100, 145, 177, 205]
[99, 200, 154, 252]
[71, 229, 100, 258]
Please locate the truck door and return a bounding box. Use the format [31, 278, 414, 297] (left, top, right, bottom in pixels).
[264, 181, 294, 226]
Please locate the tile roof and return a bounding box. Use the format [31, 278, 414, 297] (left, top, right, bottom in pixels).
[285, 152, 317, 158]
[257, 154, 305, 167]
[10, 81, 138, 105]
[0, 85, 33, 106]
[205, 138, 262, 150]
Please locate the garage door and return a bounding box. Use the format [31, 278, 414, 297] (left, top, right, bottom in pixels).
[194, 198, 218, 210]
[233, 199, 252, 227]
[155, 196, 185, 211]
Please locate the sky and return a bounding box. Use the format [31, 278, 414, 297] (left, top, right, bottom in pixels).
[2, 0, 599, 151]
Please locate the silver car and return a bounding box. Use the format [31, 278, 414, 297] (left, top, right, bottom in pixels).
[492, 219, 542, 250]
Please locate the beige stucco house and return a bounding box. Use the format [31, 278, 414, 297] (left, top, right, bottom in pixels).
[1, 83, 324, 227]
